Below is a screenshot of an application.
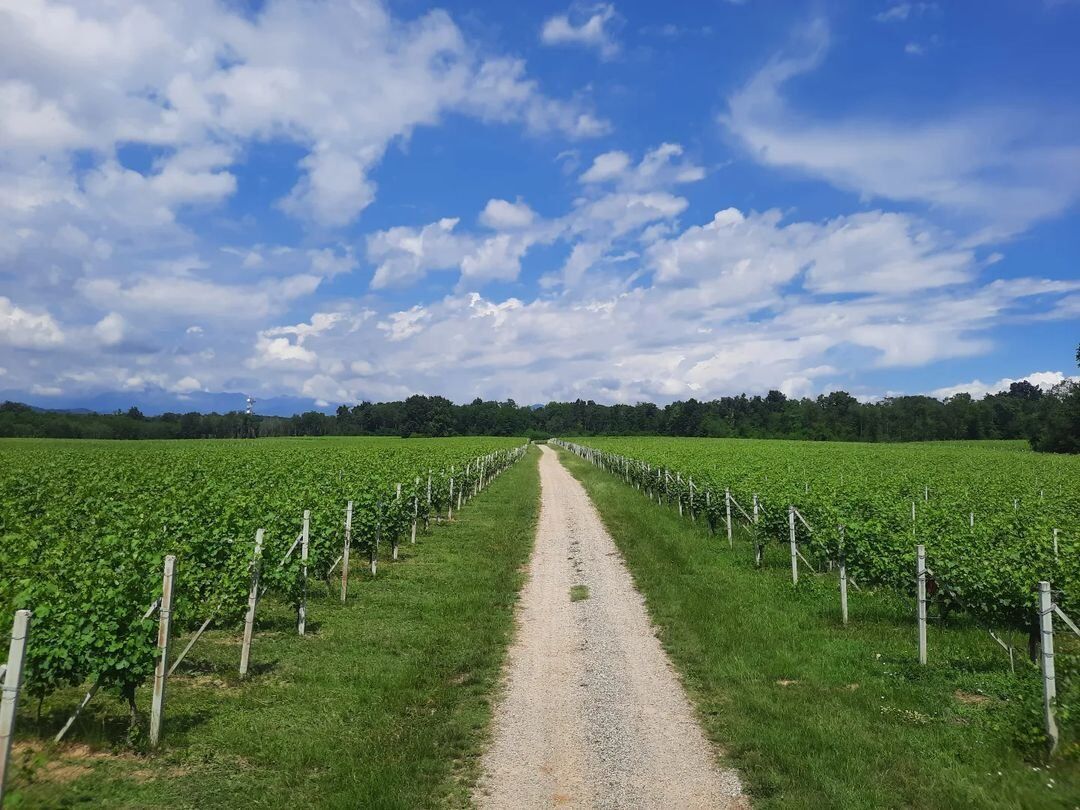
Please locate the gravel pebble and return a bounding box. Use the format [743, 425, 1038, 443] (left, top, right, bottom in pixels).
[474, 445, 747, 809]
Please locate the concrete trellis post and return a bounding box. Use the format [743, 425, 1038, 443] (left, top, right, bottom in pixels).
[341, 501, 353, 603]
[1039, 581, 1059, 752]
[916, 544, 927, 665]
[1053, 528, 1059, 558]
[371, 512, 380, 576]
[412, 476, 419, 544]
[298, 510, 310, 636]
[0, 610, 31, 807]
[725, 489, 733, 548]
[839, 525, 848, 626]
[149, 555, 176, 748]
[448, 473, 454, 521]
[240, 529, 264, 677]
[789, 505, 798, 585]
[753, 494, 762, 567]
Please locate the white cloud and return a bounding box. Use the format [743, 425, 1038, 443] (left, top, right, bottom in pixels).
[170, 375, 201, 393]
[480, 198, 536, 230]
[540, 4, 620, 60]
[368, 218, 472, 289]
[0, 0, 606, 235]
[931, 370, 1080, 399]
[92, 312, 126, 346]
[722, 18, 1080, 239]
[78, 273, 321, 319]
[580, 143, 704, 190]
[0, 296, 64, 348]
[249, 336, 318, 369]
[875, 4, 912, 22]
[378, 306, 430, 342]
[580, 151, 632, 183]
[874, 3, 937, 23]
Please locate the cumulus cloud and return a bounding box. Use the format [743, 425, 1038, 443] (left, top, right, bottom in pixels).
[541, 3, 620, 59]
[930, 370, 1080, 399]
[0, 0, 606, 234]
[92, 312, 126, 346]
[0, 296, 64, 348]
[480, 198, 537, 230]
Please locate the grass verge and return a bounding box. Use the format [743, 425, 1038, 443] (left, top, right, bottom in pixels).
[7, 447, 540, 810]
[556, 445, 1079, 809]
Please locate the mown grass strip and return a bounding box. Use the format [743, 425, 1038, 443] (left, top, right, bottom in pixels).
[8, 446, 540, 810]
[556, 446, 1080, 809]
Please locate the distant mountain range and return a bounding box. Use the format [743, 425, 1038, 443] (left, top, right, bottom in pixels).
[0, 387, 330, 417]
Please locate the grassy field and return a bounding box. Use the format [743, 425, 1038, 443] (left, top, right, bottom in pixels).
[5, 445, 540, 809]
[556, 445, 1080, 809]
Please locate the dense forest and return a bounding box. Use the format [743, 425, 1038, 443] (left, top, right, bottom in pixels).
[2, 372, 1077, 452]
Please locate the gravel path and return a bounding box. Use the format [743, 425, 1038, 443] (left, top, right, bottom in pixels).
[474, 445, 746, 809]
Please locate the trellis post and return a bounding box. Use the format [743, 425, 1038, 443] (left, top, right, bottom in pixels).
[240, 529, 264, 677]
[341, 501, 353, 603]
[916, 544, 927, 665]
[753, 494, 763, 567]
[0, 610, 31, 806]
[412, 477, 419, 544]
[725, 488, 733, 548]
[839, 526, 848, 626]
[298, 510, 309, 635]
[1039, 581, 1059, 752]
[149, 555, 175, 748]
[788, 505, 798, 585]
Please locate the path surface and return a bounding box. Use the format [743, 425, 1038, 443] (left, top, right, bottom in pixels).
[474, 445, 746, 809]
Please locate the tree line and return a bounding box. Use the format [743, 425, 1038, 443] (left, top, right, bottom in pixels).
[1, 372, 1076, 452]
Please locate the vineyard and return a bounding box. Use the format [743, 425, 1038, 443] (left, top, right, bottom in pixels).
[554, 437, 1080, 747]
[0, 436, 526, 761]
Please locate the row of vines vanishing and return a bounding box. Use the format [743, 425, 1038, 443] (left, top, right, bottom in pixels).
[552, 437, 1080, 750]
[554, 437, 1079, 633]
[0, 436, 527, 732]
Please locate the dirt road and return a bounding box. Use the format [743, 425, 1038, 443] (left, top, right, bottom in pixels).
[474, 444, 746, 809]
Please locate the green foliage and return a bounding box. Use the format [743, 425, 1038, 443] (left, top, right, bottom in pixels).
[0, 436, 526, 714]
[558, 445, 1080, 807]
[5, 448, 542, 808]
[560, 437, 1079, 630]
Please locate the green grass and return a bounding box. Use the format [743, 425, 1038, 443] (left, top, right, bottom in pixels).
[569, 585, 590, 602]
[556, 446, 1080, 810]
[6, 447, 541, 810]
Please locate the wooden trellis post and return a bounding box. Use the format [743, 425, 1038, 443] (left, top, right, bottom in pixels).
[149, 555, 175, 748]
[0, 610, 31, 807]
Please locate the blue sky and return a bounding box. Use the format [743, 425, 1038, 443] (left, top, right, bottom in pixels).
[1, 0, 1078, 412]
